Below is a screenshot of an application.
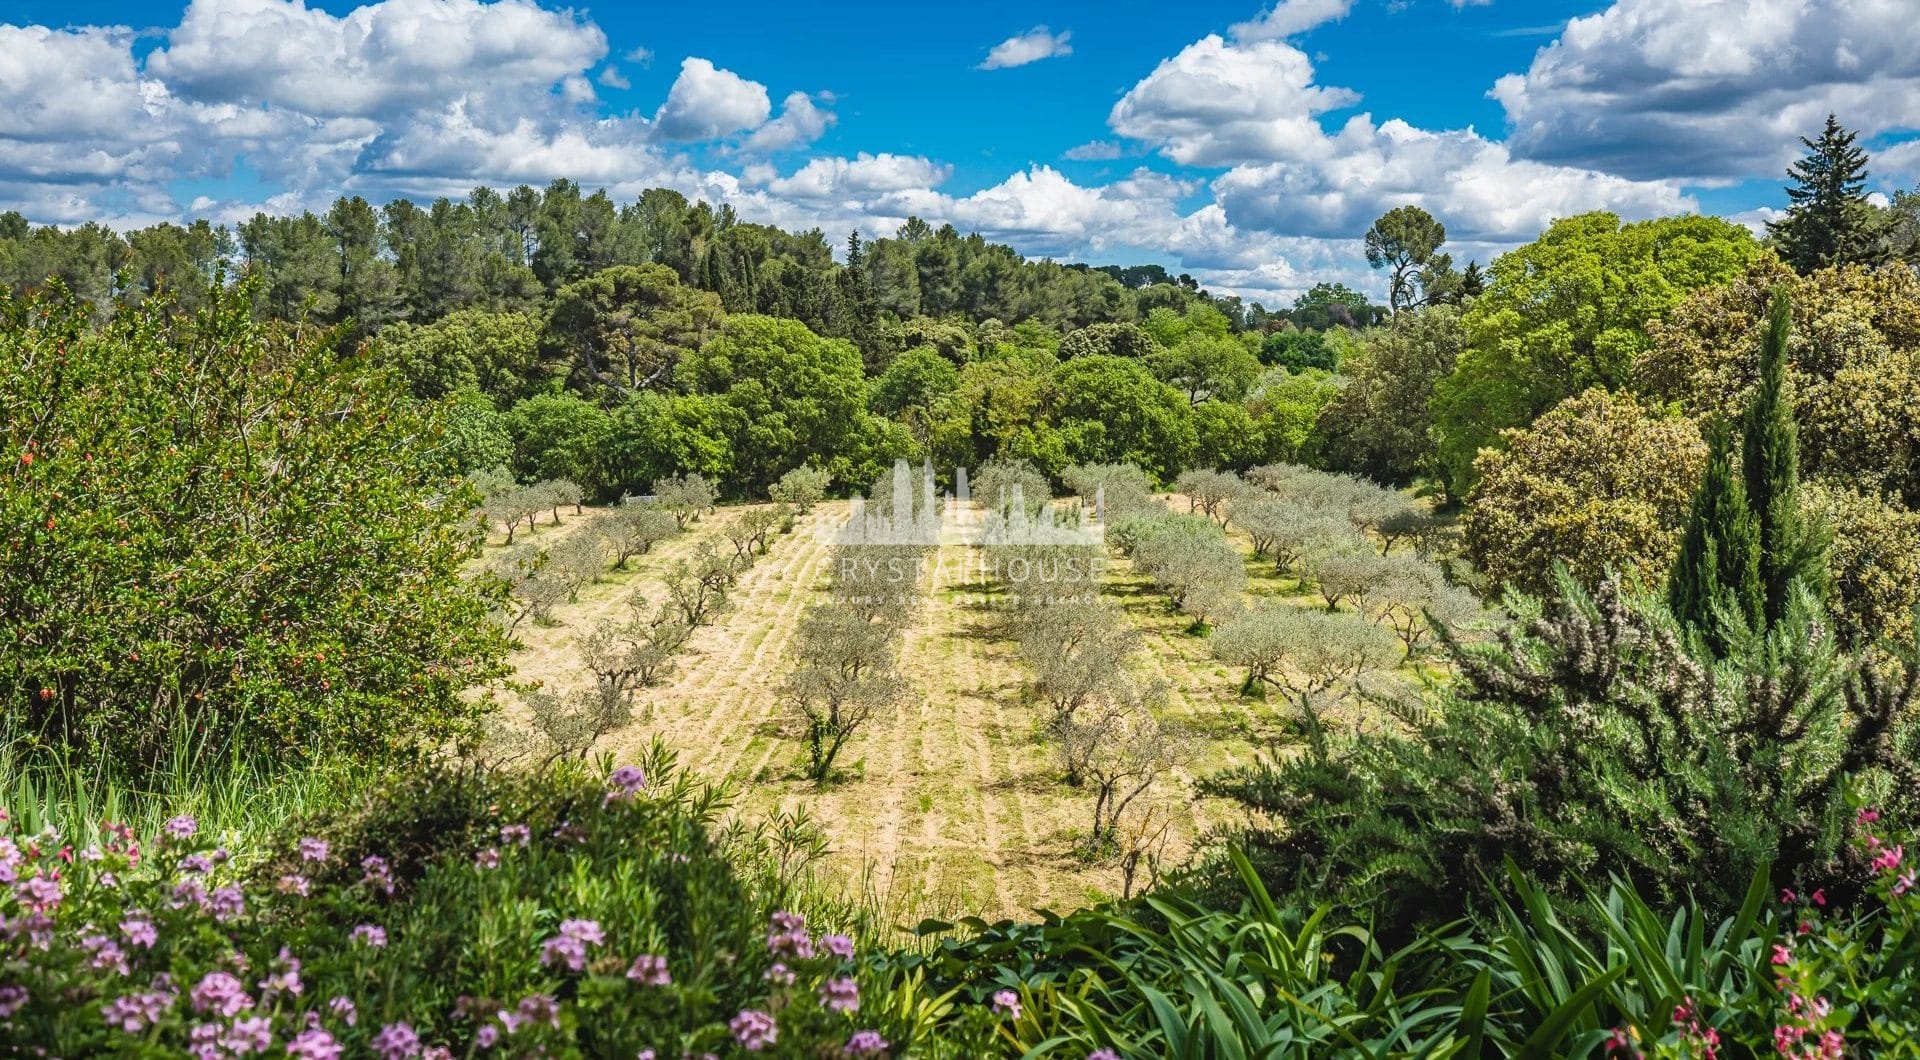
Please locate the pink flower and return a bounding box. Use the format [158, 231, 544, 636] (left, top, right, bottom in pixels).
[1772, 944, 1792, 966]
[210, 885, 246, 922]
[120, 916, 158, 948]
[1858, 808, 1881, 825]
[819, 976, 860, 1014]
[474, 1025, 498, 1049]
[500, 824, 530, 846]
[259, 949, 302, 998]
[730, 1009, 778, 1052]
[297, 837, 330, 863]
[180, 853, 214, 875]
[539, 922, 601, 972]
[1871, 844, 1905, 874]
[361, 855, 395, 894]
[992, 989, 1021, 1019]
[1085, 1051, 1120, 1060]
[0, 984, 25, 1018]
[165, 815, 198, 840]
[189, 971, 252, 1018]
[764, 962, 795, 985]
[1811, 888, 1826, 907]
[15, 873, 61, 912]
[606, 766, 648, 804]
[287, 1029, 343, 1060]
[513, 994, 560, 1031]
[627, 954, 671, 986]
[1780, 888, 1796, 904]
[559, 918, 604, 945]
[351, 924, 388, 948]
[278, 874, 311, 896]
[83, 934, 131, 975]
[823, 934, 855, 959]
[224, 1015, 273, 1054]
[371, 1022, 422, 1059]
[474, 848, 500, 870]
[102, 991, 173, 1033]
[329, 996, 357, 1026]
[844, 1030, 889, 1057]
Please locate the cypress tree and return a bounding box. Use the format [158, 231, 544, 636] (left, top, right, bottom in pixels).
[1741, 290, 1827, 627]
[1668, 421, 1761, 645]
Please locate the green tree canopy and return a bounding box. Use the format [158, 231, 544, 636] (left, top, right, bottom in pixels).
[381, 308, 543, 403]
[507, 391, 613, 489]
[1365, 205, 1450, 312]
[1045, 355, 1197, 484]
[1431, 212, 1762, 498]
[677, 314, 878, 492]
[543, 263, 724, 394]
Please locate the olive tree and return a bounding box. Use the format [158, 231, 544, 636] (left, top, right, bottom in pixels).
[1308, 540, 1397, 612]
[781, 604, 908, 782]
[544, 478, 586, 522]
[1208, 605, 1398, 748]
[769, 465, 832, 513]
[973, 456, 1052, 517]
[1175, 469, 1246, 527]
[1054, 692, 1184, 849]
[1012, 599, 1142, 725]
[662, 540, 738, 627]
[655, 472, 718, 529]
[581, 594, 693, 697]
[602, 502, 679, 569]
[1129, 515, 1247, 626]
[1062, 462, 1158, 520]
[1357, 555, 1489, 659]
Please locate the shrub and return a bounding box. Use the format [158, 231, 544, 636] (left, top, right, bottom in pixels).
[0, 280, 508, 778]
[0, 754, 917, 1057]
[1203, 572, 1920, 938]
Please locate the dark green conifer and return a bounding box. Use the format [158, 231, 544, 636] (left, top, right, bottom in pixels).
[1668, 422, 1761, 645]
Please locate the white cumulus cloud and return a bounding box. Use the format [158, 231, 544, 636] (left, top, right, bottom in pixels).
[1492, 0, 1920, 183]
[653, 57, 773, 141]
[979, 27, 1072, 70]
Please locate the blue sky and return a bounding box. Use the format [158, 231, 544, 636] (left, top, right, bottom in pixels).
[1, 0, 1915, 303]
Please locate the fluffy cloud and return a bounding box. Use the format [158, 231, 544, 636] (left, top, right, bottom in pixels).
[979, 27, 1072, 70]
[739, 92, 836, 154]
[1110, 35, 1359, 166]
[653, 57, 772, 141]
[149, 0, 605, 118]
[1230, 0, 1355, 41]
[1493, 0, 1920, 182]
[760, 153, 951, 203]
[1111, 26, 1693, 244]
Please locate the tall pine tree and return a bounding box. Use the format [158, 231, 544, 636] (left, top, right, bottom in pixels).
[1741, 290, 1827, 627]
[1767, 114, 1881, 273]
[1668, 421, 1761, 646]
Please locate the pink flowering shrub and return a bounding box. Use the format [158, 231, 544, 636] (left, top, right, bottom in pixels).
[0, 747, 915, 1057]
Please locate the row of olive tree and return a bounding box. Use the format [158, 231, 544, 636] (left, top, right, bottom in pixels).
[522, 474, 815, 763]
[1007, 464, 1188, 855]
[781, 464, 926, 783]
